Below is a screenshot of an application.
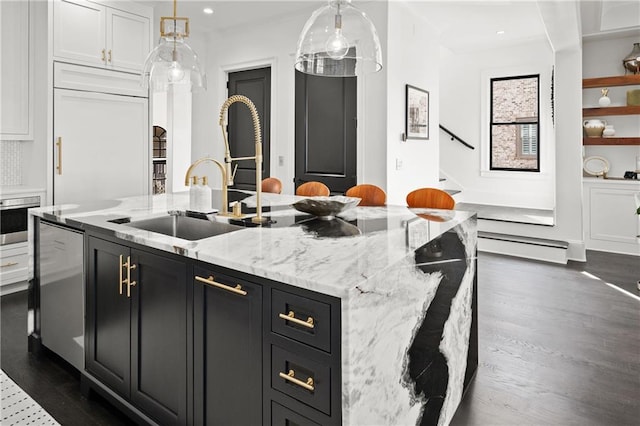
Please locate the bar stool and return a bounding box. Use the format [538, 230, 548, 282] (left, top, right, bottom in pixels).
[345, 184, 386, 206]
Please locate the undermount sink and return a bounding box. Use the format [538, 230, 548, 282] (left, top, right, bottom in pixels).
[124, 214, 243, 240]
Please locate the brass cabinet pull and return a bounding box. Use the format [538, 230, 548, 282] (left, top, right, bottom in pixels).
[108, 49, 112, 63]
[195, 275, 247, 296]
[101, 48, 106, 62]
[56, 137, 62, 175]
[119, 254, 124, 295]
[125, 256, 136, 298]
[1, 261, 19, 268]
[279, 369, 314, 391]
[119, 255, 136, 297]
[278, 311, 315, 329]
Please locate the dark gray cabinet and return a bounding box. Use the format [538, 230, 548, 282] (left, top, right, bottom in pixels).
[193, 266, 263, 425]
[84, 234, 342, 426]
[86, 236, 188, 425]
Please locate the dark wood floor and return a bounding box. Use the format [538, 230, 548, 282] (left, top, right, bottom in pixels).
[1, 250, 639, 425]
[452, 251, 640, 425]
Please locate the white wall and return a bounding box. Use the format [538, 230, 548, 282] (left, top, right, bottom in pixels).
[384, 2, 439, 206]
[552, 46, 585, 260]
[582, 35, 640, 177]
[189, 2, 390, 196]
[439, 39, 555, 209]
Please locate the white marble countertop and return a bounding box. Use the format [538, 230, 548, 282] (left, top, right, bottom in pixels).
[0, 185, 46, 197]
[583, 177, 640, 186]
[29, 191, 474, 299]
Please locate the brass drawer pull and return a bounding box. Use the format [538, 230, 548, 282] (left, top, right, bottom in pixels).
[108, 49, 112, 63]
[278, 311, 315, 329]
[101, 48, 106, 62]
[195, 275, 247, 296]
[279, 369, 314, 391]
[1, 261, 19, 268]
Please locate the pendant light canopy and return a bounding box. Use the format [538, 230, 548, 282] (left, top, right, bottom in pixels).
[142, 0, 206, 91]
[295, 0, 382, 77]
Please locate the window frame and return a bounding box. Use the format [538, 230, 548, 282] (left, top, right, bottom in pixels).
[489, 74, 540, 172]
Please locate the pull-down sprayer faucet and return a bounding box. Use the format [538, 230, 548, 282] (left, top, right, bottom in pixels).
[218, 95, 266, 223]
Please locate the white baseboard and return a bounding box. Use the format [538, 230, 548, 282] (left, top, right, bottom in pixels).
[478, 238, 568, 264]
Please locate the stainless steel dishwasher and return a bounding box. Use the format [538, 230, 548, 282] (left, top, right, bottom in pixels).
[39, 221, 84, 371]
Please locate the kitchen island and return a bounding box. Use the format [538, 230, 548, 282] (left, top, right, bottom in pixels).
[28, 190, 477, 426]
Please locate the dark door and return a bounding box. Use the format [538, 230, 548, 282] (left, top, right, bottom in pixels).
[130, 249, 188, 425]
[294, 71, 356, 194]
[86, 237, 131, 399]
[193, 267, 262, 425]
[227, 67, 271, 190]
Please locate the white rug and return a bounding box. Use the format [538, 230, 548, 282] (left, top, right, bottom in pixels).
[1, 370, 59, 426]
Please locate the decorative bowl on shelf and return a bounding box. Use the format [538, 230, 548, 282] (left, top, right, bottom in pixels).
[583, 155, 610, 177]
[292, 196, 361, 220]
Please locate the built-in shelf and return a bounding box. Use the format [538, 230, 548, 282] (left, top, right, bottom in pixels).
[583, 137, 640, 146]
[582, 75, 640, 88]
[582, 75, 640, 146]
[583, 106, 640, 116]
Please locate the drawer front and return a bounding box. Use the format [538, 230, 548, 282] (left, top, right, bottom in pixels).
[272, 289, 331, 353]
[271, 345, 331, 415]
[272, 401, 320, 426]
[0, 249, 28, 285]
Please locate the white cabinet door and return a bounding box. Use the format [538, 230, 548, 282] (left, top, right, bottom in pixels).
[0, 0, 32, 139]
[53, 0, 106, 68]
[107, 8, 150, 73]
[53, 89, 149, 205]
[585, 184, 640, 255]
[53, 0, 151, 73]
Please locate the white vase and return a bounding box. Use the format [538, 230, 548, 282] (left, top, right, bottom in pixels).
[598, 88, 611, 107]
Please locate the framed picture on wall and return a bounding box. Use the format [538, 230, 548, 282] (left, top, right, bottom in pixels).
[405, 85, 429, 140]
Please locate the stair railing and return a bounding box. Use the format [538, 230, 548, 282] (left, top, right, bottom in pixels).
[439, 125, 474, 150]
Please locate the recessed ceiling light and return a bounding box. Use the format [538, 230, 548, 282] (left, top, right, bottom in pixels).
[203, 7, 213, 15]
[496, 30, 505, 35]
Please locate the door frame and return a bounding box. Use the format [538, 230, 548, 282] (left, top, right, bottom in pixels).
[219, 58, 277, 186]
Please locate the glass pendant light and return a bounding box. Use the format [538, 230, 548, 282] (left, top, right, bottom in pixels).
[142, 0, 206, 91]
[295, 0, 382, 77]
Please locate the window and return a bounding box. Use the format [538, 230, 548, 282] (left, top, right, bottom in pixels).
[490, 75, 539, 171]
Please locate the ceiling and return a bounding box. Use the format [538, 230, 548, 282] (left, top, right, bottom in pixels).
[138, 0, 640, 51]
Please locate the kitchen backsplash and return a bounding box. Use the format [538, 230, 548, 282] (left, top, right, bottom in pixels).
[0, 141, 22, 185]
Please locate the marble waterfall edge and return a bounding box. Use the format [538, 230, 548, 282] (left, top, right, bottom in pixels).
[341, 218, 477, 426]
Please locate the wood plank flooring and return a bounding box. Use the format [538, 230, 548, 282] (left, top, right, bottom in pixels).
[451, 252, 640, 425]
[1, 250, 638, 425]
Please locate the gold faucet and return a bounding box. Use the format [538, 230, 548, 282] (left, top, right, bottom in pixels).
[184, 157, 229, 216]
[218, 95, 266, 223]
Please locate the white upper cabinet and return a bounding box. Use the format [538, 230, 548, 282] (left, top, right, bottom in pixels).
[53, 0, 150, 73]
[0, 0, 33, 140]
[107, 8, 150, 72]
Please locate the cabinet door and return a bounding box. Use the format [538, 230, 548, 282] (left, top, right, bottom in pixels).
[86, 237, 131, 398]
[0, 0, 32, 139]
[587, 186, 640, 254]
[194, 268, 263, 425]
[53, 0, 106, 67]
[106, 8, 150, 73]
[130, 249, 188, 425]
[53, 89, 149, 205]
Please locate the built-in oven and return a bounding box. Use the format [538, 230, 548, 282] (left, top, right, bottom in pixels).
[0, 196, 41, 245]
